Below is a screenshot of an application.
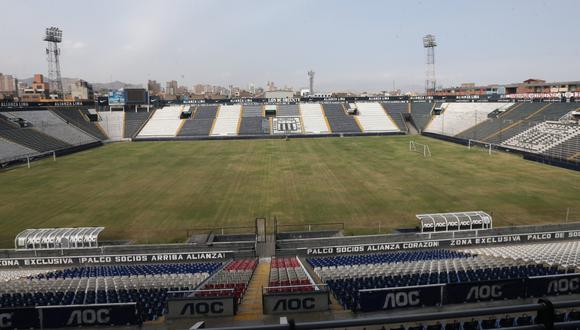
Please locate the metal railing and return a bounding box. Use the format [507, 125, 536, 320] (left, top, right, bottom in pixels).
[205, 298, 580, 330]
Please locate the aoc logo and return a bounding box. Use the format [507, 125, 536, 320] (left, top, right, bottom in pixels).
[383, 291, 420, 309]
[273, 298, 316, 311]
[66, 309, 110, 325]
[180, 302, 224, 315]
[0, 313, 12, 328]
[547, 278, 580, 294]
[466, 285, 502, 300]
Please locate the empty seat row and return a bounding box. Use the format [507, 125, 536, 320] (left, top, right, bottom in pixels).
[502, 121, 580, 152]
[196, 259, 257, 303]
[309, 249, 471, 268]
[32, 262, 221, 280]
[269, 257, 315, 292]
[462, 240, 580, 268]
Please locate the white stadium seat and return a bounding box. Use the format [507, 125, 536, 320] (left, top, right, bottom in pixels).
[502, 121, 580, 152]
[137, 105, 185, 137]
[211, 105, 242, 136]
[299, 103, 331, 134]
[354, 102, 400, 132]
[462, 241, 580, 268]
[425, 103, 513, 136]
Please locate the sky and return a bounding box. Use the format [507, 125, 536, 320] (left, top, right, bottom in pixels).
[1, 0, 579, 93]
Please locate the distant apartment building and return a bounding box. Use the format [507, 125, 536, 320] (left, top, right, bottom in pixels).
[147, 80, 161, 95]
[264, 90, 295, 98]
[20, 74, 49, 101]
[430, 79, 580, 97]
[193, 84, 205, 95]
[165, 80, 178, 96]
[0, 73, 18, 96]
[70, 79, 94, 100]
[505, 79, 580, 94]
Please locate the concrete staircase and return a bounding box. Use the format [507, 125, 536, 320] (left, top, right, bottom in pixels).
[234, 259, 271, 321]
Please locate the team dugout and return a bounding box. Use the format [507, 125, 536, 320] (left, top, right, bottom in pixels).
[14, 227, 104, 250]
[417, 211, 492, 233]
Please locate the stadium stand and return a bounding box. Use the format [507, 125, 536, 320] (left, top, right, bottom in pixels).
[494, 103, 579, 144]
[51, 109, 108, 140]
[178, 105, 218, 136]
[0, 114, 71, 152]
[299, 103, 331, 134]
[409, 102, 434, 132]
[321, 103, 361, 133]
[0, 136, 36, 162]
[0, 262, 221, 321]
[238, 105, 269, 135]
[425, 103, 513, 136]
[382, 103, 409, 131]
[456, 103, 577, 145]
[544, 133, 580, 161]
[354, 102, 400, 132]
[211, 105, 242, 136]
[6, 111, 96, 146]
[501, 121, 580, 152]
[462, 241, 580, 268]
[310, 250, 562, 310]
[196, 258, 257, 303]
[277, 104, 300, 117]
[268, 257, 315, 292]
[138, 105, 184, 137]
[98, 110, 125, 141]
[0, 269, 57, 282]
[124, 111, 153, 138]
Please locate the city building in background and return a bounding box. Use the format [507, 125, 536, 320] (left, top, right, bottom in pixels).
[20, 74, 49, 101]
[70, 79, 94, 100]
[0, 73, 18, 100]
[147, 80, 161, 96]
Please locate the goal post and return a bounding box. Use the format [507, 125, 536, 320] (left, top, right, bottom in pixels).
[409, 140, 432, 158]
[468, 139, 493, 155]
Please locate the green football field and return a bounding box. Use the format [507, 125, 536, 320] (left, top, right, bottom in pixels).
[0, 135, 578, 247]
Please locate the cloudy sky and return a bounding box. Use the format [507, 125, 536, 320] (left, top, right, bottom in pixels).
[1, 0, 579, 92]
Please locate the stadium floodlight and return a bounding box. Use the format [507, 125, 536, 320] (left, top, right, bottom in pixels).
[44, 27, 63, 43]
[44, 27, 64, 98]
[422, 34, 437, 48]
[423, 34, 437, 94]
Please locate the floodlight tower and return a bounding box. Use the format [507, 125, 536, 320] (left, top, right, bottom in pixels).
[308, 70, 315, 95]
[423, 34, 437, 94]
[44, 27, 64, 98]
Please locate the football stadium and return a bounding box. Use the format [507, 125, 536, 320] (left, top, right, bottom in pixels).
[1, 96, 580, 329]
[2, 1, 580, 330]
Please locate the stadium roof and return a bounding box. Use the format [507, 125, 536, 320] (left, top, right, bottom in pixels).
[416, 211, 492, 232]
[15, 227, 104, 250]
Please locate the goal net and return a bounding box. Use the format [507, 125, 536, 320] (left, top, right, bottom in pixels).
[467, 139, 495, 155]
[409, 140, 432, 158]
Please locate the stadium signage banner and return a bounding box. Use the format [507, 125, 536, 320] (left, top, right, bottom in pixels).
[38, 303, 141, 328]
[0, 251, 231, 268]
[166, 296, 236, 318]
[444, 280, 525, 304]
[358, 284, 443, 312]
[302, 230, 580, 256]
[262, 290, 329, 314]
[0, 101, 90, 108]
[527, 273, 580, 297]
[1, 96, 578, 109]
[0, 307, 39, 329]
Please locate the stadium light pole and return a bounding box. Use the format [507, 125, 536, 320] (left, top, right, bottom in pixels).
[423, 34, 437, 95]
[44, 27, 64, 99]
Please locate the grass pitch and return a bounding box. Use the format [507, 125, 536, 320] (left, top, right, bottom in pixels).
[0, 135, 578, 247]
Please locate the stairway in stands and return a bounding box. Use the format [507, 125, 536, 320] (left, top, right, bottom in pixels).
[234, 259, 270, 321]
